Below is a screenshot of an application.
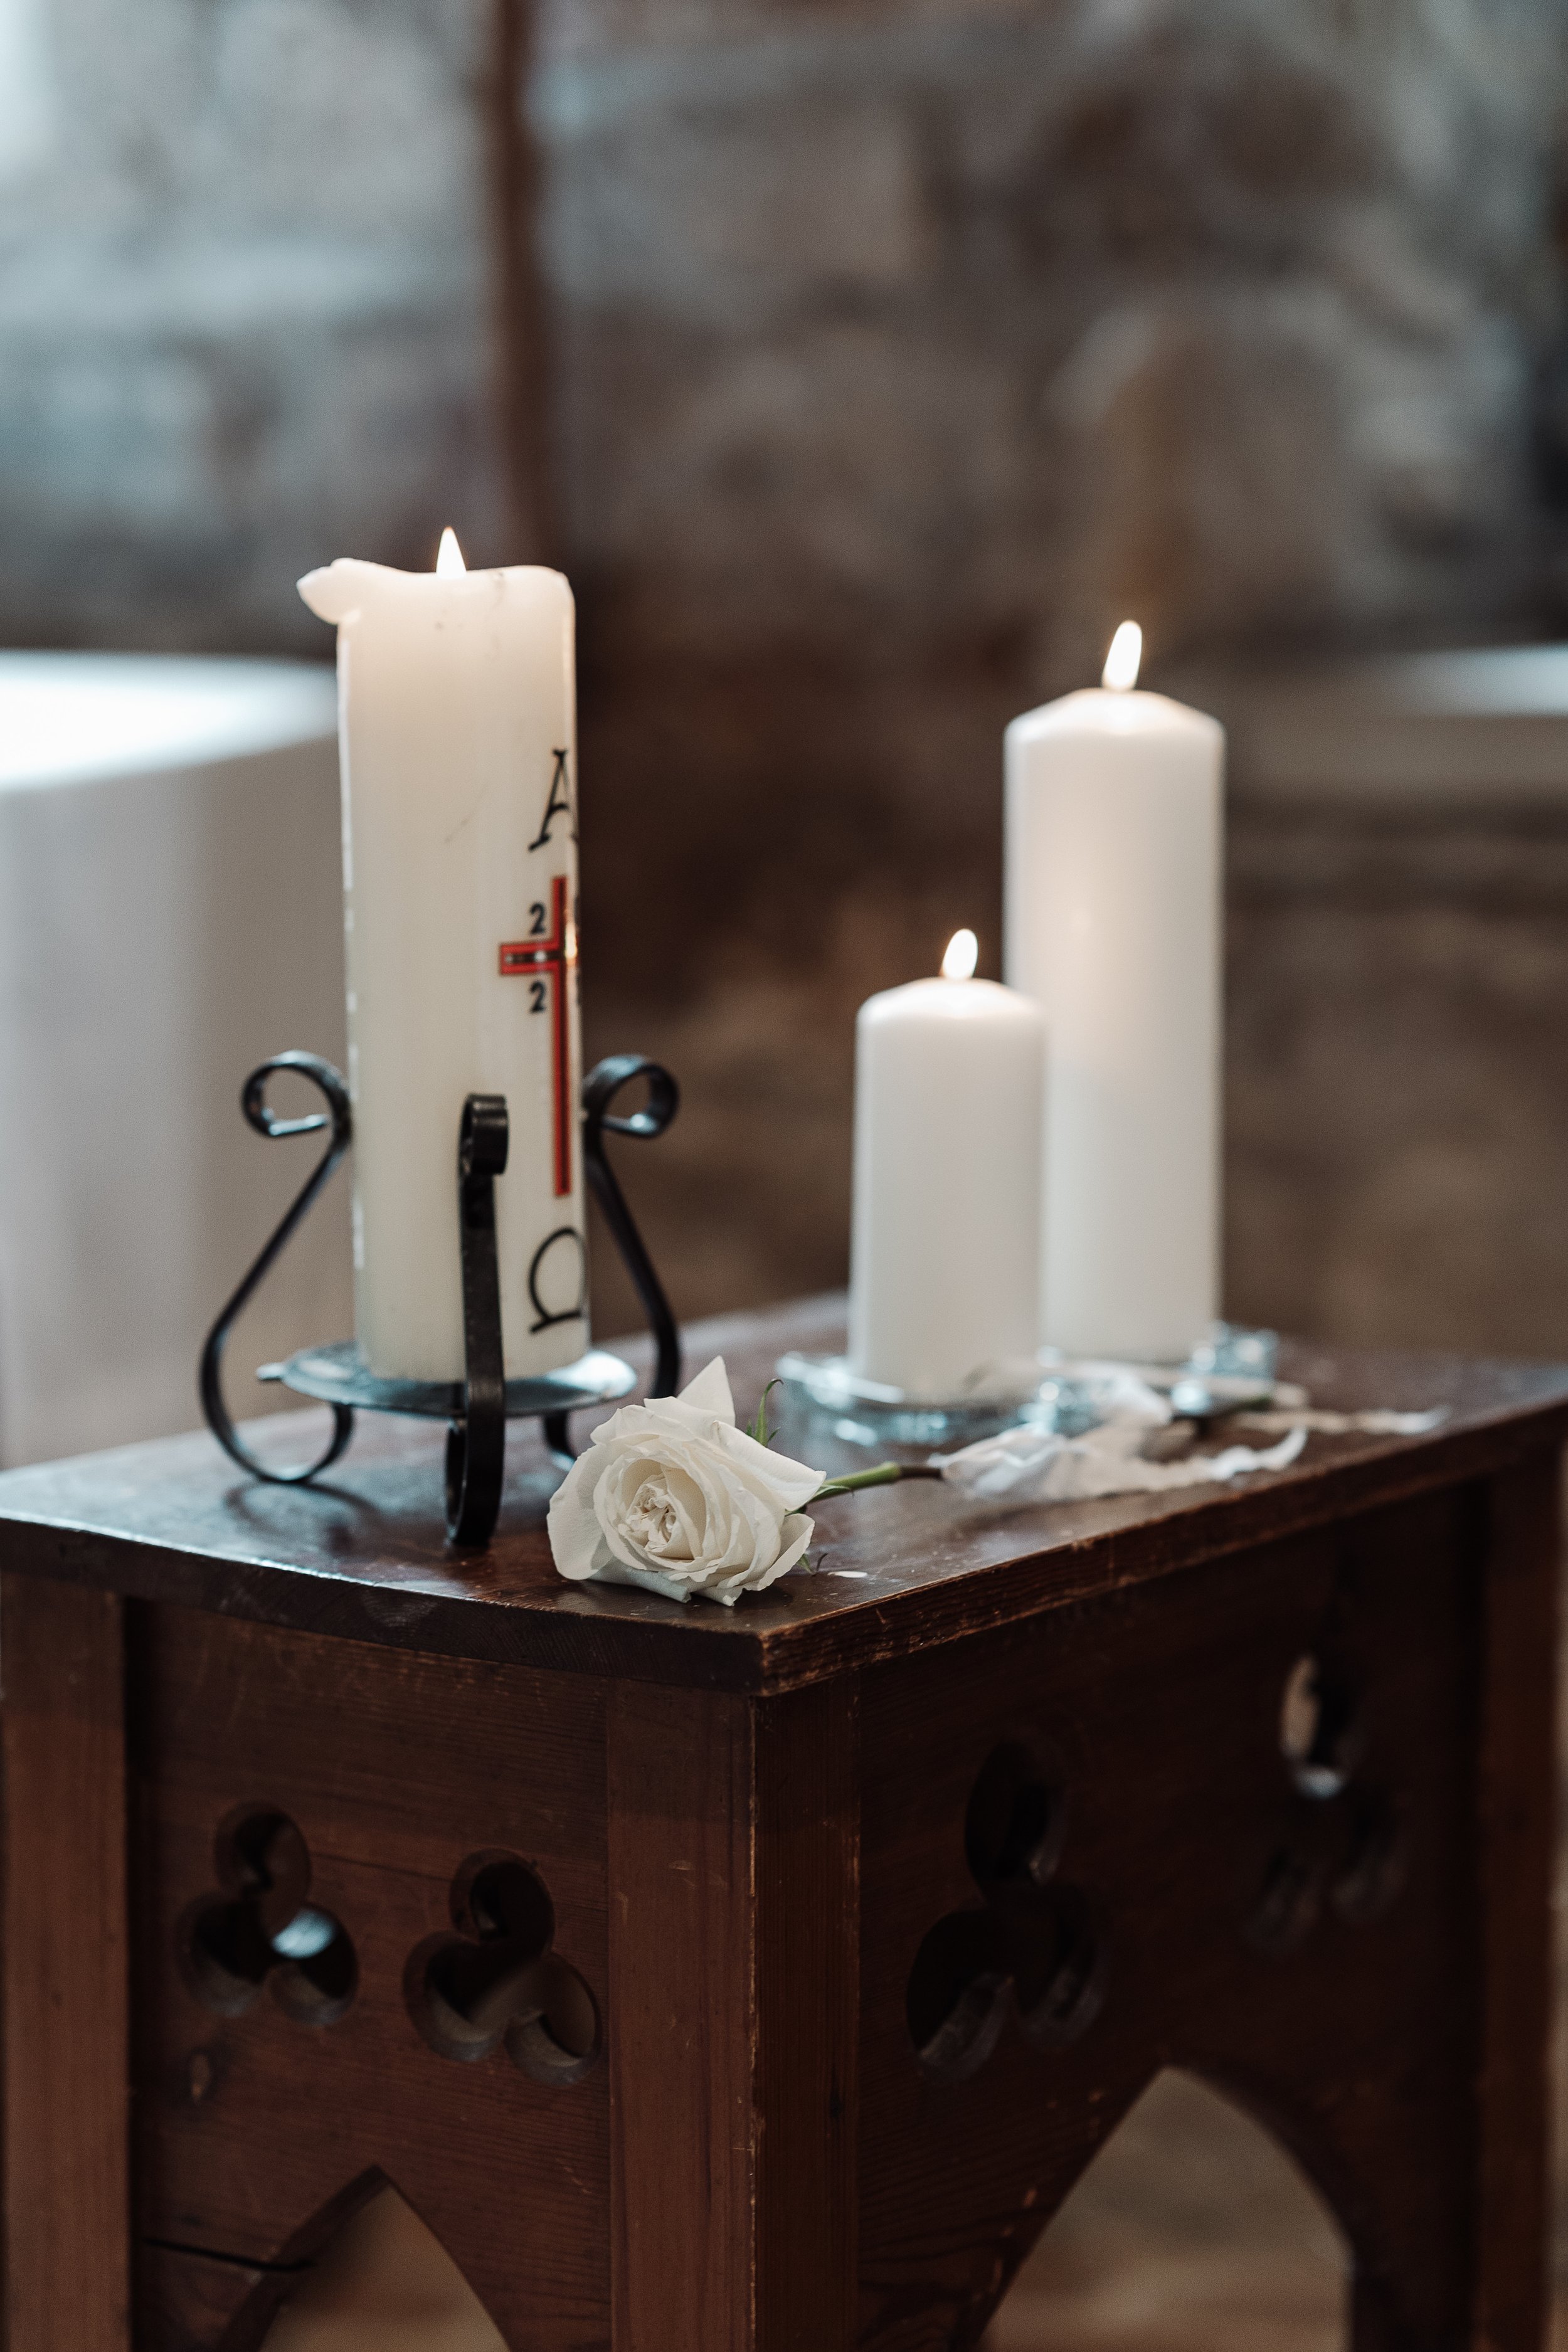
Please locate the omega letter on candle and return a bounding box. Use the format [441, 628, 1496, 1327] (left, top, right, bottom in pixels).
[1005, 626, 1224, 1363]
[299, 539, 586, 1382]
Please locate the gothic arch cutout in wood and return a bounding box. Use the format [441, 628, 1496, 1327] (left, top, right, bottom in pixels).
[214, 2169, 506, 2352]
[982, 2068, 1348, 2349]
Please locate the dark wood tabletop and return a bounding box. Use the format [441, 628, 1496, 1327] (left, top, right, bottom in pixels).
[0, 1296, 1564, 1692]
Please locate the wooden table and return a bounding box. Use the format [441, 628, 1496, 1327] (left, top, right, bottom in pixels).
[0, 1297, 1562, 2352]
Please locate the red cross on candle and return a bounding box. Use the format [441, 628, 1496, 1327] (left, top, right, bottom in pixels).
[499, 872, 576, 1197]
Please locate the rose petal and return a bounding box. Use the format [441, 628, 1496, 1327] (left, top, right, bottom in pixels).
[546, 1448, 618, 1581]
[728, 1512, 815, 1594]
[598, 1454, 699, 1574]
[585, 1559, 695, 1605]
[673, 1355, 736, 1422]
[716, 1421, 824, 1513]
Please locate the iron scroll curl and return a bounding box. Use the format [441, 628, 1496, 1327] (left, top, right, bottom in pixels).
[198, 1051, 682, 1545]
[198, 1052, 356, 1485]
[583, 1054, 682, 1399]
[539, 1054, 682, 1467]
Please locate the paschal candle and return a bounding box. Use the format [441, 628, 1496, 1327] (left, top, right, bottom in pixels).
[299, 531, 586, 1382]
[1005, 623, 1224, 1363]
[848, 930, 1045, 1398]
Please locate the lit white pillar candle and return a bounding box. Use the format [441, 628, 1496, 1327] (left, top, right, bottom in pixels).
[848, 930, 1045, 1397]
[1005, 623, 1224, 1363]
[299, 531, 586, 1382]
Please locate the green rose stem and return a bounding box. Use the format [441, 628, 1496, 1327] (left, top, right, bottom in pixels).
[813, 1463, 945, 1500]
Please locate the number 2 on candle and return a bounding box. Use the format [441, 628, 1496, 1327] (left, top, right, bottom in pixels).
[498, 872, 577, 1197]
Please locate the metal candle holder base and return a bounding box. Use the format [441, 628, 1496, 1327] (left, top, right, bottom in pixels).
[777, 1330, 1290, 1455]
[774, 1352, 1051, 1449]
[199, 1052, 681, 1549]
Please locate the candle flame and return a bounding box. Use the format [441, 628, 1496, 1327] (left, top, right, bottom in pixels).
[1102, 620, 1142, 692]
[436, 526, 467, 576]
[941, 928, 979, 981]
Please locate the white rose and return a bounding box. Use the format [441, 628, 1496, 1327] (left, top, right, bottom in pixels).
[547, 1357, 824, 1608]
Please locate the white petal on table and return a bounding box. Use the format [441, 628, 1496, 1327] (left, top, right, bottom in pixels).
[1234, 1407, 1448, 1436]
[934, 1419, 1307, 1505]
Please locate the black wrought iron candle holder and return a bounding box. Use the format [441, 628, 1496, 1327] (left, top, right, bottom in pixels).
[199, 1051, 681, 1549]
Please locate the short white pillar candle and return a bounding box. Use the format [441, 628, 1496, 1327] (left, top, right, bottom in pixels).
[1005, 623, 1224, 1363]
[848, 930, 1046, 1399]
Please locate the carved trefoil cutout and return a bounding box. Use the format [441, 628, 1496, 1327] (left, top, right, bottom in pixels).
[908, 1741, 1103, 2082]
[405, 1850, 601, 2085]
[179, 1804, 357, 2026]
[1249, 1652, 1407, 1956]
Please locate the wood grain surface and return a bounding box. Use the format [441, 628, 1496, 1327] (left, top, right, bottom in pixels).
[607, 1678, 857, 2351]
[854, 1480, 1528, 2348]
[1, 1574, 130, 2352]
[127, 1604, 609, 2351]
[1471, 1451, 1560, 2347]
[0, 1300, 1564, 1692]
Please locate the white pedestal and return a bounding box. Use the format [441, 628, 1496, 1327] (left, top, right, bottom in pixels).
[0, 654, 351, 1466]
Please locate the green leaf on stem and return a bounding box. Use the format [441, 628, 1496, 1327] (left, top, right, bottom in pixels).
[749, 1379, 781, 1448]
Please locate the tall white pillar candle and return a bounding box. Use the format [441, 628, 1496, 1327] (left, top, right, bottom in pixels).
[1005, 624, 1224, 1363]
[299, 533, 586, 1382]
[848, 930, 1045, 1397]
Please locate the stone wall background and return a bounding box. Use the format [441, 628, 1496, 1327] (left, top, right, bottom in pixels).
[1227, 788, 1568, 1357]
[4, 0, 1568, 1352]
[0, 0, 511, 646]
[12, 3, 1568, 2323]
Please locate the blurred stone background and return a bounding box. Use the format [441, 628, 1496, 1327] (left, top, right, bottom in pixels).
[9, 1, 1568, 2339]
[7, 0, 1568, 1353]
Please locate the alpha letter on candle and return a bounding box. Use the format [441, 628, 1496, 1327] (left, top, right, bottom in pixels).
[299, 544, 586, 1383]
